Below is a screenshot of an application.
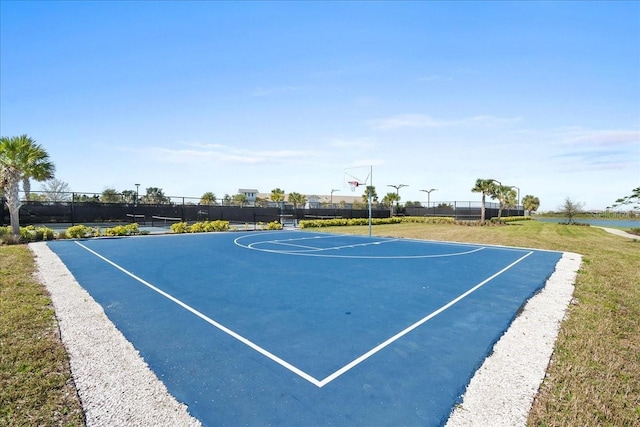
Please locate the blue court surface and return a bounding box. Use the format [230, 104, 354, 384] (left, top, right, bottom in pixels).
[47, 231, 562, 426]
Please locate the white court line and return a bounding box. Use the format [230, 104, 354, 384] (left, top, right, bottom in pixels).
[74, 240, 533, 388]
[250, 238, 398, 253]
[73, 241, 323, 387]
[236, 234, 487, 259]
[316, 250, 534, 386]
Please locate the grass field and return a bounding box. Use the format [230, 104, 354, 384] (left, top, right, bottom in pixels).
[0, 246, 84, 427]
[1, 220, 638, 426]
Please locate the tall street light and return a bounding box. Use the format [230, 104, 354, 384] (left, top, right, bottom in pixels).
[330, 188, 339, 205]
[420, 188, 438, 208]
[509, 185, 520, 214]
[387, 184, 408, 215]
[134, 183, 140, 223]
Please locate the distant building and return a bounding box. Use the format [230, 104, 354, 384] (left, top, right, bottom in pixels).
[237, 189, 258, 205]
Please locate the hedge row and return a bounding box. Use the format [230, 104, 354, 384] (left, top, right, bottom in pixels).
[298, 216, 455, 228]
[499, 216, 533, 223]
[170, 220, 230, 233]
[169, 220, 283, 234]
[0, 223, 143, 244]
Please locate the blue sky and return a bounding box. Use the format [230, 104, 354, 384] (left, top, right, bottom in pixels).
[1, 1, 638, 211]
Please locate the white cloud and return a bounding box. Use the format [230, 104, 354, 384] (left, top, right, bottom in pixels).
[548, 127, 640, 172]
[554, 128, 640, 146]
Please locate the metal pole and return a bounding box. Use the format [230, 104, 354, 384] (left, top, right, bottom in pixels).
[420, 189, 438, 216]
[331, 189, 339, 206]
[368, 165, 372, 237]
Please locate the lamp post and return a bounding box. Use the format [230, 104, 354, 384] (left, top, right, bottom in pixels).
[134, 184, 140, 223]
[420, 188, 438, 211]
[387, 184, 408, 215]
[330, 188, 339, 206]
[509, 185, 520, 215]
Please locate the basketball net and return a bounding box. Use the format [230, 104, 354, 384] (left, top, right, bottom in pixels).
[348, 181, 361, 192]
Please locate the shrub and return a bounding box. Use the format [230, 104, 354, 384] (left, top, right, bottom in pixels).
[501, 216, 533, 223]
[267, 221, 283, 230]
[400, 216, 454, 224]
[17, 225, 57, 242]
[298, 216, 454, 228]
[209, 220, 230, 232]
[66, 225, 92, 238]
[171, 220, 230, 234]
[170, 222, 191, 234]
[104, 223, 139, 236]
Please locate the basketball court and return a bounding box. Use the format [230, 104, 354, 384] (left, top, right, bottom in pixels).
[41, 230, 566, 426]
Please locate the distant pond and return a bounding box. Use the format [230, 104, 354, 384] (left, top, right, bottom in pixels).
[534, 217, 640, 229]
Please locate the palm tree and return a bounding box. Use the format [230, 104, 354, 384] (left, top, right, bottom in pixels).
[232, 193, 248, 207]
[471, 178, 497, 222]
[288, 192, 307, 209]
[382, 192, 399, 215]
[270, 188, 285, 203]
[0, 135, 55, 236]
[522, 195, 540, 216]
[362, 185, 378, 206]
[13, 139, 54, 201]
[491, 185, 517, 219]
[200, 192, 217, 205]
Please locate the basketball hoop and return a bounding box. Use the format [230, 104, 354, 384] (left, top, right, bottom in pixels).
[348, 181, 361, 192]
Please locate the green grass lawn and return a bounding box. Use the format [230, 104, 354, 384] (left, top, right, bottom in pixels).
[0, 246, 84, 427]
[1, 220, 638, 426]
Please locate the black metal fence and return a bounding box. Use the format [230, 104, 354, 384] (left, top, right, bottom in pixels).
[404, 201, 524, 220]
[0, 200, 395, 227]
[1, 194, 522, 227]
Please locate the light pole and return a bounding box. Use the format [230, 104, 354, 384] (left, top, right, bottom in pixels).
[330, 188, 339, 206]
[387, 184, 408, 215]
[134, 184, 140, 223]
[509, 185, 520, 215]
[420, 188, 438, 212]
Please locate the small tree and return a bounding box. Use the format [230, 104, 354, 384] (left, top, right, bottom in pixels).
[101, 188, 121, 203]
[561, 197, 584, 224]
[522, 195, 540, 215]
[141, 187, 170, 204]
[122, 190, 136, 204]
[41, 178, 71, 202]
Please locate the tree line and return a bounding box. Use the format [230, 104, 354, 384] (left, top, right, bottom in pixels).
[6, 133, 636, 237]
